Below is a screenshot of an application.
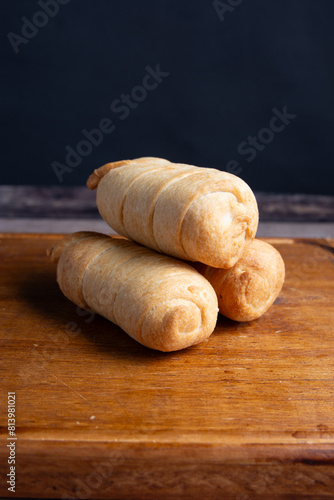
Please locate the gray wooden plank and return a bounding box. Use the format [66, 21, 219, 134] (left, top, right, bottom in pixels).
[1, 218, 333, 238]
[1, 186, 334, 221]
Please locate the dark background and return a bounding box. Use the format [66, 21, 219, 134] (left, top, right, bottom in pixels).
[1, 0, 334, 194]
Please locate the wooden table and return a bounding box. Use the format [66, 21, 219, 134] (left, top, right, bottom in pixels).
[1, 234, 334, 500]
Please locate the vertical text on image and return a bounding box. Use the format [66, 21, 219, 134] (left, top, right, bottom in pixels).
[7, 392, 16, 493]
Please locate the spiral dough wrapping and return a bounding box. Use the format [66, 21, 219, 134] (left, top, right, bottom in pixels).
[87, 157, 259, 269]
[49, 231, 219, 352]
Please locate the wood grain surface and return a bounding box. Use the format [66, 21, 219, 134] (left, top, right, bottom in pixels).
[0, 234, 334, 500]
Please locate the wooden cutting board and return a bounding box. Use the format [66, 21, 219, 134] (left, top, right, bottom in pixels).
[0, 233, 334, 500]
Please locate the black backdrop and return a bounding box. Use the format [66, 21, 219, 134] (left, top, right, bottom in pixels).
[1, 0, 334, 194]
